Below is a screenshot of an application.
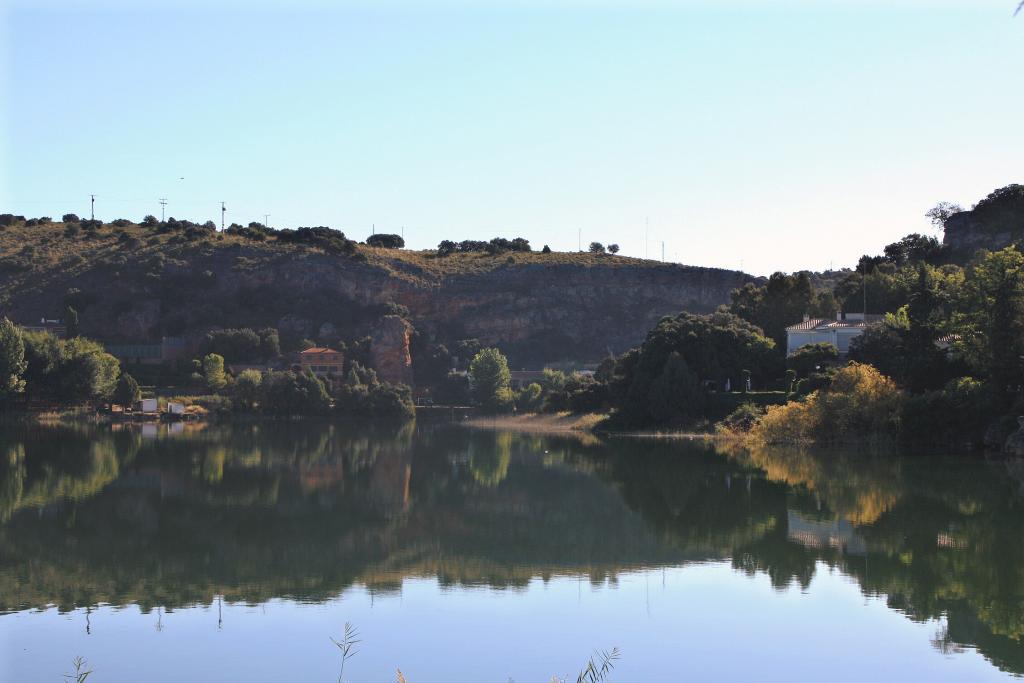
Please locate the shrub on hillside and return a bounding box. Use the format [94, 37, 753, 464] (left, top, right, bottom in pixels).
[366, 233, 405, 249]
[750, 362, 902, 444]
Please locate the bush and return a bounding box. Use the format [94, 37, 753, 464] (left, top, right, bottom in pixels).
[366, 233, 405, 249]
[750, 362, 902, 443]
[715, 402, 767, 436]
[589, 242, 605, 253]
[62, 213, 80, 223]
[900, 377, 990, 445]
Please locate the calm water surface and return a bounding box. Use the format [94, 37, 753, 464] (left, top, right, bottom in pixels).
[1, 421, 1023, 682]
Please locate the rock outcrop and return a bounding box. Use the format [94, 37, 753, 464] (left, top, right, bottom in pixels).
[943, 184, 1024, 262]
[371, 315, 414, 386]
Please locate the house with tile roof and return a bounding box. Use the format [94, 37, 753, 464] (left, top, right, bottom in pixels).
[297, 347, 345, 378]
[785, 312, 884, 356]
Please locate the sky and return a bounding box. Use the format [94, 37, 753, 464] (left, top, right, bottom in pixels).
[2, 0, 1022, 275]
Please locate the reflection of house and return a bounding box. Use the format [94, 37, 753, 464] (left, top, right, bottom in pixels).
[106, 337, 188, 364]
[297, 347, 344, 378]
[785, 313, 884, 356]
[787, 511, 867, 556]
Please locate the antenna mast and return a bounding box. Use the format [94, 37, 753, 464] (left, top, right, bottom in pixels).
[221, 202, 226, 231]
[90, 194, 95, 220]
[158, 198, 167, 222]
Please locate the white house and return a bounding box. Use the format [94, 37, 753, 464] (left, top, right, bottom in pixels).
[785, 312, 883, 356]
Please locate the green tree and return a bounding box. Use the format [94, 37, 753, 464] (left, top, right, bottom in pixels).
[112, 372, 141, 407]
[469, 348, 513, 413]
[0, 318, 27, 398]
[63, 305, 80, 338]
[729, 272, 814, 352]
[60, 338, 120, 403]
[232, 369, 263, 411]
[588, 242, 605, 253]
[787, 343, 839, 378]
[514, 382, 544, 412]
[202, 353, 228, 392]
[958, 247, 1024, 403]
[262, 370, 330, 415]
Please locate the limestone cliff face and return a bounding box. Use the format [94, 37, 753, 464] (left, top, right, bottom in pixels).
[371, 315, 414, 386]
[942, 185, 1024, 262]
[0, 233, 754, 365]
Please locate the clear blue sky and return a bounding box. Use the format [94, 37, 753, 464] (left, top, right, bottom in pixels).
[2, 1, 1021, 275]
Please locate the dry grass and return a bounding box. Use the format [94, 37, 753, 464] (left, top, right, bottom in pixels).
[465, 412, 607, 444]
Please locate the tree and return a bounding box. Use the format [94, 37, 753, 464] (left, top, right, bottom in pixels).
[59, 338, 119, 403]
[541, 245, 551, 254]
[610, 311, 778, 427]
[62, 213, 80, 223]
[589, 242, 605, 253]
[64, 305, 80, 338]
[514, 382, 544, 412]
[141, 215, 159, 227]
[729, 272, 814, 352]
[787, 343, 839, 378]
[925, 202, 964, 233]
[437, 240, 457, 256]
[232, 369, 263, 411]
[262, 370, 330, 415]
[202, 353, 227, 392]
[607, 244, 620, 254]
[366, 233, 405, 249]
[883, 233, 948, 266]
[958, 247, 1024, 403]
[469, 348, 512, 413]
[0, 318, 27, 398]
[113, 373, 141, 407]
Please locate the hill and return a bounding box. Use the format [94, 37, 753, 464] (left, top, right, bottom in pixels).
[0, 217, 754, 367]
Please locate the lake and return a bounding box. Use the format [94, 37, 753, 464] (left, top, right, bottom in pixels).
[1, 420, 1023, 682]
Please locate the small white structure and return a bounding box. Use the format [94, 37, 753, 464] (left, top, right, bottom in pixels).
[785, 312, 883, 356]
[137, 398, 159, 413]
[167, 402, 185, 415]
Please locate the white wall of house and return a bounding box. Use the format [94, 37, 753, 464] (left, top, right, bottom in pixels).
[786, 328, 864, 355]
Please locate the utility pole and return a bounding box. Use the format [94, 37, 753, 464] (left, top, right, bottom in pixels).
[221, 202, 226, 231]
[661, 241, 665, 262]
[158, 198, 167, 222]
[263, 214, 270, 228]
[90, 194, 95, 220]
[578, 228, 581, 252]
[645, 217, 649, 260]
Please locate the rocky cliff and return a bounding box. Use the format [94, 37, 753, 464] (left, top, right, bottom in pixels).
[0, 221, 755, 366]
[943, 184, 1024, 262]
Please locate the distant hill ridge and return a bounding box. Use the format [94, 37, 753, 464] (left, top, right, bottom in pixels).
[0, 217, 754, 365]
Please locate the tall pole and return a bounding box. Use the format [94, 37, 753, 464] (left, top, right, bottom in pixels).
[221, 202, 226, 231]
[159, 198, 167, 222]
[645, 217, 649, 260]
[578, 228, 581, 252]
[661, 241, 665, 262]
[263, 214, 270, 228]
[90, 194, 95, 220]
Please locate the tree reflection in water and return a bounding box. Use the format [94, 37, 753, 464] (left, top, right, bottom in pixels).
[0, 420, 1022, 674]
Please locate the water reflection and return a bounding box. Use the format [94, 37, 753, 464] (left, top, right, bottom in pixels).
[1, 421, 1023, 675]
